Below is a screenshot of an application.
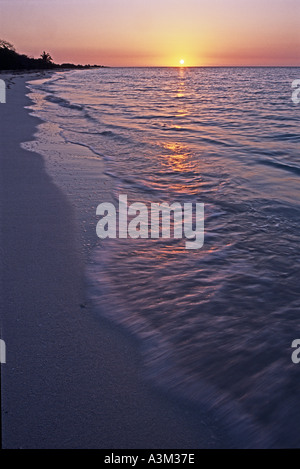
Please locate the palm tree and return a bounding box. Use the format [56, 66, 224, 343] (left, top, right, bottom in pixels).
[40, 51, 53, 64]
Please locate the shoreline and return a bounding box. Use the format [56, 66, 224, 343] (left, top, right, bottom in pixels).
[0, 73, 232, 449]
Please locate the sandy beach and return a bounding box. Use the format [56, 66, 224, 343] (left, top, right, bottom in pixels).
[0, 73, 233, 449]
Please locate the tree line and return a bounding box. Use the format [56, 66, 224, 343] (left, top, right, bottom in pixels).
[0, 40, 105, 70]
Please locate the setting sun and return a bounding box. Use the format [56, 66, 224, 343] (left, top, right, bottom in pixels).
[180, 59, 185, 65]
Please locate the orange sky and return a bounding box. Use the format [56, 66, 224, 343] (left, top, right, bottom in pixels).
[0, 0, 299, 66]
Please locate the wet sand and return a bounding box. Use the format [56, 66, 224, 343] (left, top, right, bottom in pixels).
[0, 73, 231, 449]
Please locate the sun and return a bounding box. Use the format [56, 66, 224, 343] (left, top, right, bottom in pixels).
[180, 59, 185, 66]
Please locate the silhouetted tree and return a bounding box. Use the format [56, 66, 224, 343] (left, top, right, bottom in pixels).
[40, 51, 53, 64]
[0, 39, 16, 51]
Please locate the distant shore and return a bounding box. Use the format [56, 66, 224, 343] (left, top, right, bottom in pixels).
[0, 72, 232, 449]
[0, 40, 107, 71]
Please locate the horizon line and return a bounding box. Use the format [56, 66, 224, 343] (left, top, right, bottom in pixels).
[91, 65, 300, 68]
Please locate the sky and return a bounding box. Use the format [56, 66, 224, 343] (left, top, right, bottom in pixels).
[0, 0, 299, 66]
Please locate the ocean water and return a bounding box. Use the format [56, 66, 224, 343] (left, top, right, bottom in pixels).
[26, 67, 300, 447]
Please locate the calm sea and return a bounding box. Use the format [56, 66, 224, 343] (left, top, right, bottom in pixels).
[27, 67, 300, 447]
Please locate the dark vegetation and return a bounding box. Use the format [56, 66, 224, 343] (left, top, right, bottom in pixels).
[0, 40, 105, 70]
